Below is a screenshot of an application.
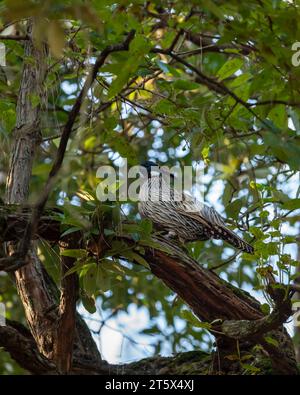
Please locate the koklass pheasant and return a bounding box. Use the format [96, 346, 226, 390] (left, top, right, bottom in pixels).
[138, 161, 254, 254]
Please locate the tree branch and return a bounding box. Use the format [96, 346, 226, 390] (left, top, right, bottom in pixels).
[53, 235, 80, 373]
[151, 47, 271, 128]
[0, 321, 220, 375]
[1, 209, 298, 374]
[0, 320, 56, 374]
[0, 35, 29, 41]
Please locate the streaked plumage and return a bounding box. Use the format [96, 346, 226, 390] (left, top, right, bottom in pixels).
[138, 161, 254, 254]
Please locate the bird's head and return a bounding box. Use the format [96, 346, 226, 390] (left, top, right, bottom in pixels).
[140, 161, 173, 179]
[141, 160, 158, 176]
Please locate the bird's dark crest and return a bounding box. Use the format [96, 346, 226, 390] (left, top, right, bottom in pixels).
[140, 161, 159, 176]
[141, 160, 158, 169]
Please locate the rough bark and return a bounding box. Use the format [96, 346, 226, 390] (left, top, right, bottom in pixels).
[3, 22, 102, 370]
[294, 235, 300, 363]
[0, 209, 298, 374]
[0, 320, 279, 375]
[147, 238, 262, 322]
[146, 237, 298, 375]
[4, 22, 58, 358]
[5, 33, 45, 204]
[53, 236, 79, 373]
[0, 320, 57, 375]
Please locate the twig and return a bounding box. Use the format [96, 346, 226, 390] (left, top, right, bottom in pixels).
[0, 35, 28, 41]
[152, 48, 274, 129]
[250, 100, 300, 107]
[209, 251, 240, 272]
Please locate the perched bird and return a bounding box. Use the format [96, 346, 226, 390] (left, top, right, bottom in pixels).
[138, 161, 254, 254]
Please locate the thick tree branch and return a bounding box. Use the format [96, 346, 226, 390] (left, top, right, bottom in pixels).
[0, 209, 298, 374]
[0, 321, 219, 375]
[53, 235, 80, 373]
[217, 294, 292, 340]
[0, 321, 56, 374]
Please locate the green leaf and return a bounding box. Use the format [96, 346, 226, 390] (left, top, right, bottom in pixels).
[152, 99, 176, 115]
[216, 58, 243, 80]
[156, 60, 170, 73]
[181, 309, 211, 329]
[282, 236, 295, 244]
[83, 263, 98, 296]
[268, 105, 287, 130]
[259, 210, 269, 219]
[225, 198, 243, 220]
[241, 363, 261, 374]
[64, 261, 85, 276]
[81, 294, 96, 314]
[264, 336, 279, 347]
[107, 34, 151, 99]
[140, 218, 153, 235]
[272, 189, 289, 203]
[173, 79, 200, 91]
[32, 163, 52, 176]
[120, 223, 143, 234]
[281, 199, 300, 210]
[107, 62, 134, 99]
[29, 93, 40, 108]
[61, 249, 87, 258]
[60, 227, 81, 238]
[201, 145, 210, 162]
[139, 238, 172, 254]
[260, 303, 270, 315]
[104, 228, 115, 236]
[96, 266, 111, 292]
[38, 240, 60, 283]
[203, 0, 224, 19]
[100, 259, 126, 274]
[155, 60, 181, 77]
[121, 250, 150, 269]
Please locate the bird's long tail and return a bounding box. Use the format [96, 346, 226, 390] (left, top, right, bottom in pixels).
[215, 226, 254, 254]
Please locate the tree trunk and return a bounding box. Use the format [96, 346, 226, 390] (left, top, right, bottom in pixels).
[294, 234, 300, 363]
[5, 21, 58, 358]
[4, 21, 102, 371]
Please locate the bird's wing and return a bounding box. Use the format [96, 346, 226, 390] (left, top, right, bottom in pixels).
[173, 194, 216, 232]
[197, 205, 227, 227]
[174, 198, 254, 253]
[174, 192, 232, 232]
